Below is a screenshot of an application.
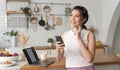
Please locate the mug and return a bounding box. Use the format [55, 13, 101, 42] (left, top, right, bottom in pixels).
[40, 53, 47, 61]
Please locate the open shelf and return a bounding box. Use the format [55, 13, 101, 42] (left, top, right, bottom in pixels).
[7, 0, 29, 2]
[7, 11, 24, 15]
[32, 46, 56, 50]
[32, 45, 108, 50]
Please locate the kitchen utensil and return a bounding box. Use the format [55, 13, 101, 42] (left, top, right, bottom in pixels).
[43, 5, 51, 13]
[65, 4, 71, 16]
[45, 15, 51, 30]
[56, 16, 62, 25]
[39, 15, 45, 26]
[30, 16, 38, 23]
[34, 3, 40, 13]
[43, 5, 51, 30]
[30, 16, 38, 32]
[65, 4, 71, 24]
[51, 14, 56, 29]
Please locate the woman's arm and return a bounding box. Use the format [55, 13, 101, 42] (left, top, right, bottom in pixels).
[56, 35, 65, 62]
[77, 31, 95, 63]
[56, 45, 64, 62]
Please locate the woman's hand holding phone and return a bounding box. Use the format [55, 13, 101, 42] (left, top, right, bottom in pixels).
[55, 36, 65, 49]
[56, 41, 64, 48]
[55, 36, 64, 44]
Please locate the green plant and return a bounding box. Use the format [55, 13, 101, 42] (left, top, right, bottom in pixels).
[22, 7, 31, 17]
[47, 38, 54, 43]
[3, 30, 18, 36]
[21, 7, 32, 31]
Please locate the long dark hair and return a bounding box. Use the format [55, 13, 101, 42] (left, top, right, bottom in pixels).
[72, 6, 89, 29]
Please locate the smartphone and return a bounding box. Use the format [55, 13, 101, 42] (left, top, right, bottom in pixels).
[55, 36, 64, 44]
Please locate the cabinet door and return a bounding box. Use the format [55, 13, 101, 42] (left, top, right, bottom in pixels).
[95, 64, 120, 70]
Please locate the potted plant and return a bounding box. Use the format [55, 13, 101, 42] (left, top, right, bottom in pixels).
[3, 30, 18, 47]
[47, 38, 54, 47]
[3, 30, 18, 36]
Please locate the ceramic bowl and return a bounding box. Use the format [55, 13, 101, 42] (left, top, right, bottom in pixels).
[0, 56, 19, 62]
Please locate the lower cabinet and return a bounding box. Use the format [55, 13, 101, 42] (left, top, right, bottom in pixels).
[44, 64, 120, 70]
[95, 64, 120, 70]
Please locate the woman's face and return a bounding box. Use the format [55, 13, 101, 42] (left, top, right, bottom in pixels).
[69, 9, 83, 28]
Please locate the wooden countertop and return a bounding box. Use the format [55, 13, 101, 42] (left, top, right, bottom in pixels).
[32, 45, 108, 50]
[20, 54, 120, 70]
[94, 54, 120, 65]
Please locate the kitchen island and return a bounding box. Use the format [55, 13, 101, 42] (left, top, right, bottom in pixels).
[20, 54, 120, 70]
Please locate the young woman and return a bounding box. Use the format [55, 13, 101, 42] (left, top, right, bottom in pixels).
[56, 6, 96, 70]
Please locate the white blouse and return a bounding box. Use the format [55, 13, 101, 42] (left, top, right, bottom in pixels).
[63, 29, 93, 68]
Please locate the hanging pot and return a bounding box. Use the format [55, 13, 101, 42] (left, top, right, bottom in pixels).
[39, 15, 45, 26]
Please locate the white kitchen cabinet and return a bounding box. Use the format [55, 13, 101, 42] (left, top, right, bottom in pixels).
[95, 64, 120, 70]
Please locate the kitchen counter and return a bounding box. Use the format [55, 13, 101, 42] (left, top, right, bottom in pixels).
[20, 54, 120, 70]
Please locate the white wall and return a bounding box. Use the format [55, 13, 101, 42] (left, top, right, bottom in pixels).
[112, 18, 120, 53]
[0, 0, 6, 15]
[103, 0, 120, 53]
[103, 0, 120, 43]
[0, 1, 7, 29]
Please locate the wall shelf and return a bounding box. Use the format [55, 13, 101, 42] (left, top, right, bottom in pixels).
[30, 2, 71, 6]
[7, 0, 30, 2]
[33, 46, 56, 50]
[32, 45, 108, 50]
[32, 13, 66, 16]
[7, 11, 24, 15]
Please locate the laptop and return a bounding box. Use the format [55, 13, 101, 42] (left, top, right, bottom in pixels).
[22, 47, 54, 66]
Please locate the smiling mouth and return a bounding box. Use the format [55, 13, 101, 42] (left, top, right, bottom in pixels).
[71, 22, 76, 24]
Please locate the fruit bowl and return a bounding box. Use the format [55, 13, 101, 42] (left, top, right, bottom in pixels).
[0, 51, 19, 62]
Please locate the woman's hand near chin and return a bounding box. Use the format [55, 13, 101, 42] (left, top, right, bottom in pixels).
[75, 26, 82, 38]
